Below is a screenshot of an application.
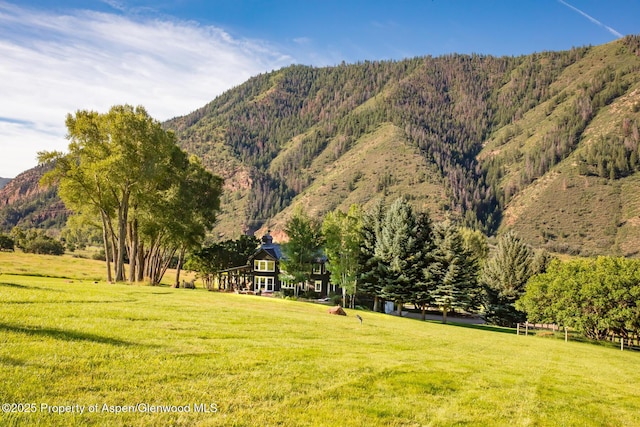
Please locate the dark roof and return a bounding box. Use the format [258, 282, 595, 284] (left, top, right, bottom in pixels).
[253, 231, 283, 260]
[249, 247, 280, 261]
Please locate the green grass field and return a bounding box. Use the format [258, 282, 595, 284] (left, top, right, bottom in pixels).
[1, 253, 639, 426]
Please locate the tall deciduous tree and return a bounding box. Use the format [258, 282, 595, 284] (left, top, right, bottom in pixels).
[322, 204, 362, 308]
[137, 154, 223, 285]
[518, 257, 640, 342]
[281, 207, 324, 293]
[39, 105, 222, 284]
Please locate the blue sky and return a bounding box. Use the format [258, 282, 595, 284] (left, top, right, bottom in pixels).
[1, 0, 638, 177]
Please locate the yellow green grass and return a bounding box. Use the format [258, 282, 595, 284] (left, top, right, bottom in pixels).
[1, 255, 639, 426]
[0, 251, 192, 286]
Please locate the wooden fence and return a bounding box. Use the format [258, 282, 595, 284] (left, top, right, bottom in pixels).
[517, 322, 639, 351]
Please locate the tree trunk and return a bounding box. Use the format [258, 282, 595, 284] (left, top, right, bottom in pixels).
[106, 216, 118, 280]
[115, 189, 130, 282]
[442, 306, 448, 324]
[100, 211, 112, 283]
[174, 247, 185, 288]
[128, 218, 138, 283]
[351, 279, 357, 309]
[158, 247, 177, 285]
[136, 241, 145, 282]
[397, 301, 403, 317]
[342, 284, 347, 307]
[421, 305, 426, 321]
[373, 295, 379, 312]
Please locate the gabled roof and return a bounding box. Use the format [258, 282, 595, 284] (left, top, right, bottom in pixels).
[249, 247, 280, 262]
[250, 231, 283, 261]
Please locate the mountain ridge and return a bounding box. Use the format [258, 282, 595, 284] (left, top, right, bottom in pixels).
[2, 35, 640, 256]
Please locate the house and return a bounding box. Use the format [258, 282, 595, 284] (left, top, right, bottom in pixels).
[217, 232, 338, 298]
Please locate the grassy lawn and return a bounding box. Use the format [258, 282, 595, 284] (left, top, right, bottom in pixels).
[0, 251, 193, 286]
[0, 256, 639, 426]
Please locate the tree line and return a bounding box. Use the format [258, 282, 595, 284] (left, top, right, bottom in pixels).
[518, 257, 640, 344]
[280, 198, 551, 326]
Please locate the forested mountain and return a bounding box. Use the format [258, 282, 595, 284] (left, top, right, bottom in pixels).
[0, 178, 11, 190]
[3, 35, 640, 256]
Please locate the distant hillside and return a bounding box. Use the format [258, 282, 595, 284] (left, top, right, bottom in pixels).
[2, 35, 640, 256]
[0, 177, 11, 190]
[0, 163, 68, 231]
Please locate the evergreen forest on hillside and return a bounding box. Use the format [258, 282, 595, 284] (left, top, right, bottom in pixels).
[166, 35, 640, 238]
[2, 35, 640, 256]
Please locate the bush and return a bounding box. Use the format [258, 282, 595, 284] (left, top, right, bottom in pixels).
[0, 234, 15, 251]
[330, 294, 343, 305]
[24, 237, 65, 255]
[301, 290, 319, 299]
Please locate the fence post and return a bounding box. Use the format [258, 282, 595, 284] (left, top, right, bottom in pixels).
[564, 326, 568, 343]
[517, 323, 520, 335]
[525, 322, 529, 336]
[621, 337, 624, 351]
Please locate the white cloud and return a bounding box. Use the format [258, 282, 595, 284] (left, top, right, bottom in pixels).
[293, 37, 311, 45]
[0, 1, 294, 177]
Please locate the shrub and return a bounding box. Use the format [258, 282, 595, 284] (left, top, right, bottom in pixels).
[92, 249, 106, 261]
[301, 290, 319, 299]
[24, 237, 65, 255]
[0, 234, 15, 251]
[330, 294, 343, 305]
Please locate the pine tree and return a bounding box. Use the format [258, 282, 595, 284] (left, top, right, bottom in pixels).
[429, 222, 479, 323]
[482, 231, 533, 326]
[410, 211, 437, 320]
[376, 198, 418, 316]
[358, 199, 386, 311]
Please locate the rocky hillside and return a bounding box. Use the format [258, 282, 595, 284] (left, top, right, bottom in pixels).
[2, 35, 640, 256]
[0, 163, 68, 231]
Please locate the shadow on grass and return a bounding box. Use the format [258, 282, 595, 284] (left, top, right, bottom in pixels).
[403, 316, 517, 335]
[0, 355, 27, 367]
[0, 282, 30, 289]
[440, 322, 517, 335]
[0, 322, 136, 346]
[0, 281, 62, 291]
[2, 299, 138, 305]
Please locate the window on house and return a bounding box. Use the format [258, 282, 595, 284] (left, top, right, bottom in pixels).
[312, 263, 322, 274]
[314, 280, 322, 292]
[254, 260, 275, 272]
[255, 276, 275, 292]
